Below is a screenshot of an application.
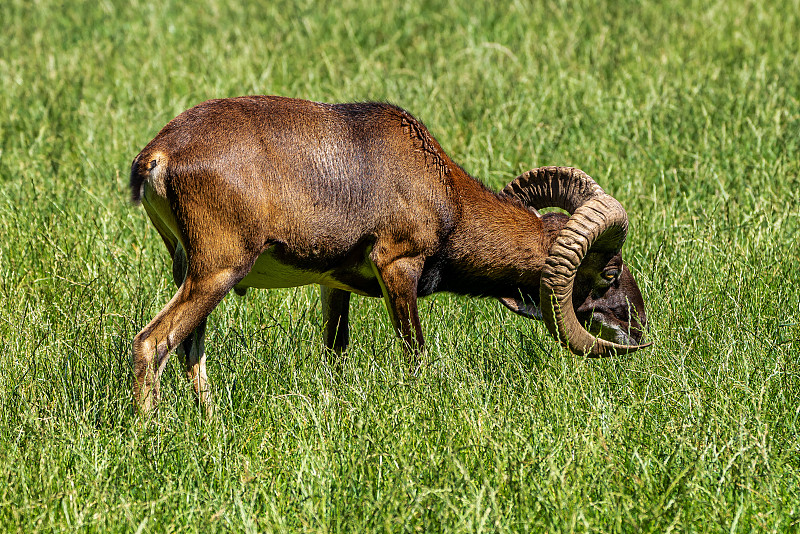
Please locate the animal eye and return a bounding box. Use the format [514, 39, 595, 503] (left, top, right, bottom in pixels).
[601, 268, 620, 282]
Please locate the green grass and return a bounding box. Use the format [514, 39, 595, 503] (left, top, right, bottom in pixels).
[1, 0, 799, 531]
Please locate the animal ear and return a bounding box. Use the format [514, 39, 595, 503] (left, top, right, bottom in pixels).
[498, 297, 542, 320]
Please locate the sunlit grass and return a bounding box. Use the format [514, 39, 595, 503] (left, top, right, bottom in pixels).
[1, 0, 799, 531]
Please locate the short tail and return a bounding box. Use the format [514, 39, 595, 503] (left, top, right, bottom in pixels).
[129, 152, 166, 204]
[129, 154, 148, 204]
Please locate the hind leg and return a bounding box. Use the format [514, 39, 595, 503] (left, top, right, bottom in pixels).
[172, 246, 213, 413]
[176, 318, 211, 414]
[133, 258, 250, 415]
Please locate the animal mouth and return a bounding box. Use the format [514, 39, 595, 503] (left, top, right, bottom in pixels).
[584, 312, 645, 346]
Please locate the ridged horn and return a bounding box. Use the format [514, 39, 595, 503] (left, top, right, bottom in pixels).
[503, 167, 650, 356]
[501, 166, 606, 215]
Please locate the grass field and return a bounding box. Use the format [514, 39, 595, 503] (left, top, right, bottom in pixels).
[1, 0, 799, 531]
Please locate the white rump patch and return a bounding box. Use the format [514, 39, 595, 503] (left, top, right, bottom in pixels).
[148, 151, 169, 197]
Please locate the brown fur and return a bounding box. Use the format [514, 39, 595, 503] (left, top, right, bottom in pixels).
[129, 96, 644, 414]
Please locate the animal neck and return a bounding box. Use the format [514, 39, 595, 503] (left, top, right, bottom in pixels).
[438, 179, 555, 298]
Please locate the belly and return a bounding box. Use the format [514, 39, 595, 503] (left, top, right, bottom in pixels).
[235, 248, 381, 297]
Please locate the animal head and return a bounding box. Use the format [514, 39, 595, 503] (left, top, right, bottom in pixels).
[567, 229, 647, 346]
[499, 167, 650, 356]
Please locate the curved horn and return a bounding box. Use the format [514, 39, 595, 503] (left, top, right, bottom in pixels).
[501, 166, 607, 214]
[540, 195, 650, 356]
[503, 167, 650, 356]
